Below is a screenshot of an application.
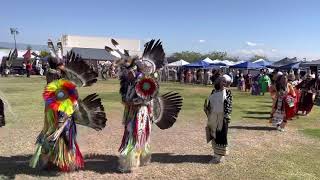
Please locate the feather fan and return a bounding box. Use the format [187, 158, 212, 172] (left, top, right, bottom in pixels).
[73, 93, 107, 130]
[153, 91, 183, 129]
[62, 51, 98, 87]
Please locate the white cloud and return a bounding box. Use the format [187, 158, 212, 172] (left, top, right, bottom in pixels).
[199, 39, 206, 43]
[271, 49, 277, 52]
[246, 41, 264, 47]
[246, 41, 257, 47]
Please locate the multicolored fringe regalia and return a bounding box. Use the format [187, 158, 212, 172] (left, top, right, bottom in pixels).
[105, 39, 183, 172]
[271, 75, 296, 131]
[30, 40, 107, 171]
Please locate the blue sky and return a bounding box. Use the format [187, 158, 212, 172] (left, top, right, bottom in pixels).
[1, 0, 320, 59]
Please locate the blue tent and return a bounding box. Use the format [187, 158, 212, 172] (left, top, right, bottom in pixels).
[211, 62, 227, 66]
[230, 61, 264, 69]
[253, 60, 271, 67]
[183, 60, 210, 68]
[278, 62, 301, 70]
[204, 64, 221, 69]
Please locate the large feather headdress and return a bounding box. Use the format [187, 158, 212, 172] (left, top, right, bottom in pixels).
[105, 39, 165, 76]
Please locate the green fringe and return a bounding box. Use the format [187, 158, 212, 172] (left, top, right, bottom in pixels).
[29, 145, 42, 168]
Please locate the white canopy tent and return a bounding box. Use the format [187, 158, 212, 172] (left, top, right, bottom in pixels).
[211, 59, 224, 64]
[0, 49, 40, 59]
[167, 59, 190, 67]
[221, 60, 237, 66]
[252, 59, 265, 63]
[202, 57, 214, 64]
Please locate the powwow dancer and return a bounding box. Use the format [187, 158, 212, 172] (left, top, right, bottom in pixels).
[105, 39, 183, 172]
[259, 70, 271, 96]
[30, 40, 107, 171]
[296, 73, 316, 115]
[204, 76, 232, 164]
[271, 75, 295, 131]
[252, 71, 262, 95]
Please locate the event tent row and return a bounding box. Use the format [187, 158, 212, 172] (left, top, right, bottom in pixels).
[168, 57, 270, 69]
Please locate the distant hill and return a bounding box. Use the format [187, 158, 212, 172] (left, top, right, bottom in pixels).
[0, 42, 47, 51]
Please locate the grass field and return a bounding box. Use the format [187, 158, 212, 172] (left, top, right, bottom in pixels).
[0, 76, 320, 180]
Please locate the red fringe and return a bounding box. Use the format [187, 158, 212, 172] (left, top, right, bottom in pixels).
[75, 143, 84, 168]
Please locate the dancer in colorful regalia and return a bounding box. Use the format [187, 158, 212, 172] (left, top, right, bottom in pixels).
[105, 39, 183, 172]
[259, 70, 271, 96]
[296, 73, 316, 115]
[30, 40, 107, 171]
[271, 75, 295, 131]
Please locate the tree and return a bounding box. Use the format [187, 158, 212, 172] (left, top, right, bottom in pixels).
[39, 50, 50, 58]
[226, 56, 241, 62]
[203, 51, 228, 60]
[10, 28, 19, 49]
[26, 45, 32, 50]
[170, 51, 202, 62]
[249, 55, 268, 62]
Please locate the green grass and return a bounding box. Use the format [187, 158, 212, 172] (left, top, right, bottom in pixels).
[1, 76, 320, 130]
[302, 129, 320, 139]
[0, 76, 320, 179]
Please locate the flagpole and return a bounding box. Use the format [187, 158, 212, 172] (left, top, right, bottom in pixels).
[14, 33, 16, 49]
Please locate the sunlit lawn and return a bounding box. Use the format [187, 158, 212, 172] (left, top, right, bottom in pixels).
[0, 76, 320, 179]
[1, 76, 319, 134]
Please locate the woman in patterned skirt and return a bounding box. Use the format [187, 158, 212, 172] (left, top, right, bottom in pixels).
[204, 76, 232, 163]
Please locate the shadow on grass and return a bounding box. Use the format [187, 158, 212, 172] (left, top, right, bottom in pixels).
[151, 153, 211, 164]
[242, 116, 270, 120]
[229, 125, 277, 131]
[0, 154, 121, 179]
[245, 111, 270, 115]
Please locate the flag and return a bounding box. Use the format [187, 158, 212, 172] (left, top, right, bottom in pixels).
[23, 49, 31, 60]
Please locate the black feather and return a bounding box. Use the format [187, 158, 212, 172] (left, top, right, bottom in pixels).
[31, 52, 40, 57]
[124, 49, 130, 56]
[74, 93, 107, 131]
[63, 51, 98, 87]
[105, 46, 113, 52]
[154, 91, 183, 129]
[47, 56, 60, 70]
[142, 39, 165, 69]
[111, 39, 119, 46]
[0, 99, 5, 127]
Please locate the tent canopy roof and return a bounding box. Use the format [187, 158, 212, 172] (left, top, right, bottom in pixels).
[167, 59, 190, 66]
[230, 61, 263, 69]
[202, 57, 214, 63]
[183, 60, 210, 68]
[253, 59, 271, 67]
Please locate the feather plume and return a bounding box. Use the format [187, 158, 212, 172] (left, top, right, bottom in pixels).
[56, 41, 63, 60]
[153, 91, 183, 129]
[63, 51, 98, 87]
[47, 39, 57, 58]
[73, 93, 107, 130]
[142, 39, 165, 69]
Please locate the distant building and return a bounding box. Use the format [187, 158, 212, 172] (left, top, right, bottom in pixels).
[61, 35, 141, 57]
